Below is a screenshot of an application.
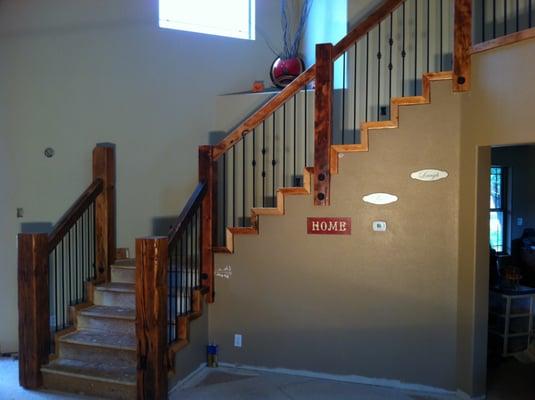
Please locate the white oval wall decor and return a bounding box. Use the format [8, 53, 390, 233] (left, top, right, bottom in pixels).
[362, 193, 398, 205]
[410, 169, 448, 182]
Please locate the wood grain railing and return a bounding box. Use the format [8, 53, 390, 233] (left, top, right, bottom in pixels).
[18, 143, 116, 389]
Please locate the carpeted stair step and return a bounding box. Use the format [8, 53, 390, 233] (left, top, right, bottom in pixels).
[77, 305, 135, 335]
[93, 282, 135, 308]
[58, 330, 136, 367]
[111, 259, 136, 284]
[42, 358, 135, 400]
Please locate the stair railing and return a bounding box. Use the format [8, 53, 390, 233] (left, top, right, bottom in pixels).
[136, 1, 474, 398]
[18, 143, 116, 389]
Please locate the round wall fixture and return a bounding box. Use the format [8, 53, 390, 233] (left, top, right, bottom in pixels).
[44, 147, 55, 158]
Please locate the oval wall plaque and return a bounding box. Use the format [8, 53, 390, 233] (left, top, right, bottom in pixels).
[362, 193, 398, 205]
[410, 169, 448, 181]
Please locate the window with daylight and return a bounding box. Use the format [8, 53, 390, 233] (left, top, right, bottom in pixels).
[159, 0, 255, 40]
[490, 166, 509, 253]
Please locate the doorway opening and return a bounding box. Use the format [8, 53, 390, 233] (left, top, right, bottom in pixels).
[485, 144, 535, 399]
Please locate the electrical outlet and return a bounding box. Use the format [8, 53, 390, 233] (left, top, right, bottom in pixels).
[234, 334, 242, 348]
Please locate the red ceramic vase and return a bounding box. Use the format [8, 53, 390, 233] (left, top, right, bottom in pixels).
[270, 57, 305, 88]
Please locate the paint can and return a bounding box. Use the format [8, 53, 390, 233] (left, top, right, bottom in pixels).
[207, 344, 218, 368]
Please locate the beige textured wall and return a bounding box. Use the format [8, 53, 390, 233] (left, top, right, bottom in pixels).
[210, 80, 461, 390]
[457, 37, 535, 396]
[0, 0, 282, 352]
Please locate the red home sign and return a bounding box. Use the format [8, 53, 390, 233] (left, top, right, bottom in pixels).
[307, 217, 351, 235]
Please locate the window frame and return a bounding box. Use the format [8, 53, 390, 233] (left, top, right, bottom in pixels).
[158, 0, 256, 41]
[489, 165, 509, 255]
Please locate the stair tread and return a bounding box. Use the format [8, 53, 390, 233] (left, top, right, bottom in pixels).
[112, 259, 136, 268]
[79, 305, 135, 320]
[42, 358, 136, 384]
[95, 282, 135, 293]
[61, 330, 136, 350]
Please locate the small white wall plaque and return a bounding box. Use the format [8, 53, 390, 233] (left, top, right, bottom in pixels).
[410, 169, 448, 182]
[362, 193, 398, 205]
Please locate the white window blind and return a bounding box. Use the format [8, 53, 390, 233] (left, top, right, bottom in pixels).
[159, 0, 255, 40]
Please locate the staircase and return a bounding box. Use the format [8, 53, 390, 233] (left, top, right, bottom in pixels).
[41, 259, 137, 400]
[17, 0, 534, 398]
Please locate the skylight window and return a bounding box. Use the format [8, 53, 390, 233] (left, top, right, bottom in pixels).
[159, 0, 255, 40]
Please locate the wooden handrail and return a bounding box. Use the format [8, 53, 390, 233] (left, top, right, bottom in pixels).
[333, 0, 406, 59]
[212, 66, 315, 160]
[48, 179, 103, 251]
[168, 181, 207, 246]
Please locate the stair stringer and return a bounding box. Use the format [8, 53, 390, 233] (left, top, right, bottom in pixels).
[213, 72, 453, 255]
[330, 71, 454, 175]
[214, 167, 314, 254]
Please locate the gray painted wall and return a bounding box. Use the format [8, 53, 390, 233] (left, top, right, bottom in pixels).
[0, 0, 284, 352]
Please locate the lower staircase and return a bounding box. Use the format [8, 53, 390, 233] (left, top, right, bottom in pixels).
[41, 259, 137, 400]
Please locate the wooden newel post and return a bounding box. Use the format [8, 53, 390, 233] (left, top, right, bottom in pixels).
[199, 145, 217, 303]
[314, 43, 333, 206]
[18, 233, 50, 389]
[93, 143, 116, 282]
[453, 0, 472, 91]
[136, 237, 168, 400]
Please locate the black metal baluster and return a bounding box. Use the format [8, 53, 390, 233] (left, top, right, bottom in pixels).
[174, 243, 178, 323]
[483, 0, 486, 41]
[179, 238, 184, 314]
[493, 0, 497, 38]
[61, 240, 65, 328]
[402, 1, 406, 96]
[504, 0, 508, 36]
[283, 104, 286, 186]
[353, 42, 358, 143]
[189, 221, 193, 307]
[81, 210, 85, 299]
[516, 0, 519, 32]
[54, 249, 58, 332]
[272, 112, 276, 206]
[342, 52, 346, 143]
[414, 0, 418, 96]
[366, 32, 369, 120]
[242, 138, 246, 227]
[232, 146, 236, 226]
[440, 0, 444, 70]
[304, 86, 308, 166]
[168, 250, 172, 342]
[388, 13, 393, 117]
[67, 230, 71, 309]
[530, 0, 533, 28]
[262, 121, 266, 207]
[426, 0, 430, 72]
[293, 95, 297, 184]
[75, 222, 79, 303]
[92, 202, 96, 280]
[252, 128, 257, 207]
[377, 23, 381, 120]
[222, 153, 227, 241]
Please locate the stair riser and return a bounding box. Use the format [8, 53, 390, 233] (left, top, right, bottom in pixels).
[111, 267, 136, 284]
[59, 341, 136, 367]
[43, 370, 135, 400]
[94, 290, 135, 308]
[77, 315, 135, 335]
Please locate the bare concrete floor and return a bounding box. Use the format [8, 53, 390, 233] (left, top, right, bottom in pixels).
[1, 358, 457, 400]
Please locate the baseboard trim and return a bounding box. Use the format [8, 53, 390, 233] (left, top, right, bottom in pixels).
[456, 390, 487, 400]
[168, 362, 207, 394]
[218, 362, 458, 398]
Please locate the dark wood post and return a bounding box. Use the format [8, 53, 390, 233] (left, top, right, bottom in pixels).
[314, 43, 334, 206]
[93, 143, 116, 282]
[18, 233, 50, 389]
[136, 237, 168, 400]
[453, 0, 472, 91]
[199, 145, 217, 303]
